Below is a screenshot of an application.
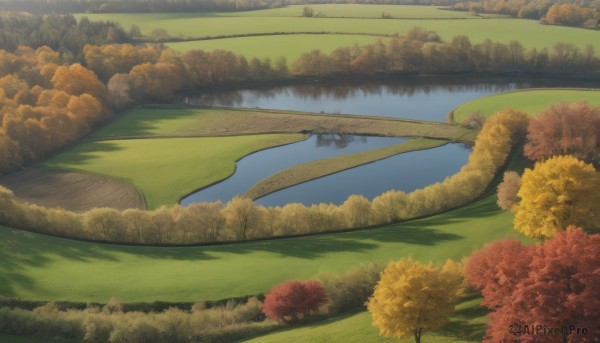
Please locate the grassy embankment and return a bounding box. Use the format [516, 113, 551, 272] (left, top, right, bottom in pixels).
[451, 89, 600, 121]
[41, 106, 471, 209]
[0, 189, 517, 303]
[78, 7, 600, 60]
[245, 138, 448, 200]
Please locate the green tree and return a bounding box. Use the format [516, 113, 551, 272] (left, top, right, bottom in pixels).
[367, 258, 465, 343]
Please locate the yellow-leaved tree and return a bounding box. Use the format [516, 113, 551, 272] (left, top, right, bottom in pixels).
[514, 155, 600, 239]
[367, 258, 465, 343]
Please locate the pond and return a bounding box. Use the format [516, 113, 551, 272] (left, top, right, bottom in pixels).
[181, 77, 598, 121]
[180, 134, 408, 205]
[255, 143, 469, 206]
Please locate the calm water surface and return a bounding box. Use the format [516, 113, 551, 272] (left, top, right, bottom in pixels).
[180, 134, 406, 205]
[255, 143, 469, 206]
[182, 77, 597, 121]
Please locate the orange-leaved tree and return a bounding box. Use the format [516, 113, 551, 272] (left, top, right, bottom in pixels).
[367, 258, 465, 343]
[514, 155, 600, 239]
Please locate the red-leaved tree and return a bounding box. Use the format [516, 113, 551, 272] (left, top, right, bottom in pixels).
[524, 101, 600, 164]
[466, 228, 600, 342]
[262, 280, 328, 322]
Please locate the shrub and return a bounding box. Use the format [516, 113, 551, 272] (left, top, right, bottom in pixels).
[262, 280, 328, 322]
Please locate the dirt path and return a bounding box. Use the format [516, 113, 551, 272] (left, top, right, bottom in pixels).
[0, 168, 146, 212]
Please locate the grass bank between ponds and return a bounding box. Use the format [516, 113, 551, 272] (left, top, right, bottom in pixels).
[245, 138, 449, 200]
[90, 106, 475, 142]
[450, 88, 600, 121]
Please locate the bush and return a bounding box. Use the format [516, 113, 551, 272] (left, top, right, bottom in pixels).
[318, 263, 384, 314]
[262, 280, 328, 322]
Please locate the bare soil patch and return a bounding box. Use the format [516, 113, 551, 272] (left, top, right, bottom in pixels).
[0, 168, 146, 212]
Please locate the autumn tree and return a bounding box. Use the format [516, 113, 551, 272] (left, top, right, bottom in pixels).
[224, 196, 260, 240]
[466, 228, 599, 342]
[367, 258, 465, 343]
[514, 155, 600, 239]
[262, 280, 328, 322]
[524, 102, 600, 164]
[496, 171, 521, 211]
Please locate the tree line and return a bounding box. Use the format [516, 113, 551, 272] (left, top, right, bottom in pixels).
[452, 0, 600, 28]
[0, 262, 383, 342]
[291, 27, 599, 76]
[0, 109, 527, 244]
[0, 0, 463, 14]
[0, 12, 129, 57]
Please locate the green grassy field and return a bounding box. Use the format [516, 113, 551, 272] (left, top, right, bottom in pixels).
[40, 134, 304, 209]
[230, 5, 484, 18]
[165, 34, 383, 61]
[452, 89, 600, 121]
[0, 190, 522, 303]
[245, 138, 448, 200]
[78, 11, 600, 61]
[243, 294, 487, 342]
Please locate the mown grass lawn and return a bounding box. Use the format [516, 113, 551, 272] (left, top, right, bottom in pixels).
[452, 89, 600, 121]
[40, 134, 304, 209]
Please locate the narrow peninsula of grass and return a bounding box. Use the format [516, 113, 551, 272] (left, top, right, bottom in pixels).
[90, 106, 475, 142]
[242, 294, 487, 343]
[451, 89, 600, 121]
[245, 138, 448, 200]
[40, 134, 304, 209]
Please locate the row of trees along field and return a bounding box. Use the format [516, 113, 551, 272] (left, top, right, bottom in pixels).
[0, 262, 384, 342]
[0, 0, 462, 13]
[0, 13, 129, 57]
[452, 0, 600, 28]
[0, 109, 528, 244]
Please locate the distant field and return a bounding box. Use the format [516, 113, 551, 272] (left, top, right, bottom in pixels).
[243, 295, 487, 342]
[452, 89, 600, 121]
[78, 11, 600, 61]
[166, 34, 383, 61]
[231, 5, 483, 18]
[0, 191, 522, 303]
[41, 134, 304, 209]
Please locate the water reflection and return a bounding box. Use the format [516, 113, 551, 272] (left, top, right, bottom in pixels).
[181, 77, 598, 121]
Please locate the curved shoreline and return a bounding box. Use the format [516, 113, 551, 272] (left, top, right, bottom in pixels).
[245, 138, 449, 200]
